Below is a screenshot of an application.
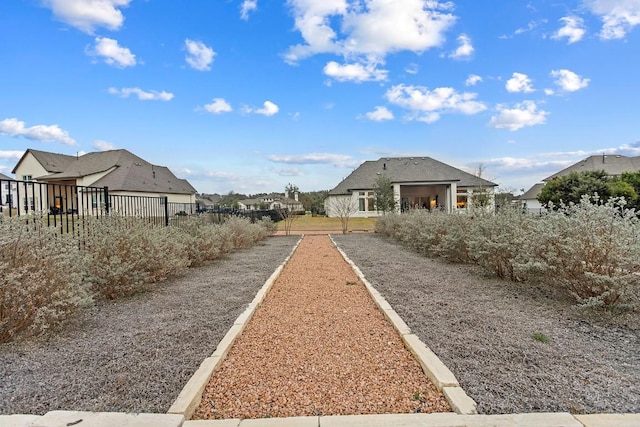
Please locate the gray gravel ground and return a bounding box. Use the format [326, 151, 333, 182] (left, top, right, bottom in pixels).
[0, 235, 300, 415]
[332, 233, 640, 415]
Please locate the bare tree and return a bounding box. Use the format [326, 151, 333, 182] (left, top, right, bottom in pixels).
[327, 195, 359, 234]
[276, 184, 300, 235]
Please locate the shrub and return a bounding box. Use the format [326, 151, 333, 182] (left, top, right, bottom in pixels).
[83, 215, 190, 300]
[173, 217, 233, 267]
[515, 196, 640, 307]
[467, 207, 534, 281]
[0, 217, 91, 343]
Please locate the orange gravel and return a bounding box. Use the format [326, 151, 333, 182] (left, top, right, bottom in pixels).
[193, 235, 451, 420]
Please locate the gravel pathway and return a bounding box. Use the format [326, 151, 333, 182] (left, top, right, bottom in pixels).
[0, 236, 299, 415]
[331, 233, 640, 415]
[193, 235, 450, 419]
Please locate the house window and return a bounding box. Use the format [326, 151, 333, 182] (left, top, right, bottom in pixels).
[5, 194, 12, 204]
[456, 188, 468, 209]
[23, 197, 35, 211]
[358, 191, 375, 211]
[22, 175, 32, 181]
[92, 193, 105, 208]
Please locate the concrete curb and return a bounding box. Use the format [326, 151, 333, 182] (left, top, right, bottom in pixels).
[167, 236, 304, 420]
[330, 235, 478, 415]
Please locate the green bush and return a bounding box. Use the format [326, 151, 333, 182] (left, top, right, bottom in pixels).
[0, 217, 91, 342]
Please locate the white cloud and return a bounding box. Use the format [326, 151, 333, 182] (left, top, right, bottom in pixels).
[254, 101, 279, 116]
[385, 84, 486, 123]
[544, 88, 555, 95]
[108, 87, 174, 101]
[489, 101, 549, 131]
[88, 37, 136, 67]
[501, 19, 547, 38]
[240, 0, 258, 20]
[203, 98, 233, 114]
[44, 0, 130, 33]
[585, 0, 640, 39]
[449, 33, 474, 59]
[550, 69, 590, 92]
[465, 74, 483, 86]
[364, 106, 394, 121]
[552, 16, 586, 43]
[323, 60, 388, 82]
[0, 118, 76, 145]
[267, 152, 358, 168]
[273, 167, 304, 177]
[93, 140, 115, 151]
[0, 150, 25, 161]
[505, 72, 535, 93]
[285, 0, 457, 63]
[185, 39, 215, 71]
[405, 63, 419, 74]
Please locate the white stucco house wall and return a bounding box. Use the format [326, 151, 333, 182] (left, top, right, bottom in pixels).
[324, 157, 498, 218]
[11, 148, 196, 214]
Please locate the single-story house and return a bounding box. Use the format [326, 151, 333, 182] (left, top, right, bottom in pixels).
[11, 148, 196, 214]
[518, 154, 640, 213]
[0, 172, 18, 213]
[238, 191, 304, 212]
[324, 157, 498, 218]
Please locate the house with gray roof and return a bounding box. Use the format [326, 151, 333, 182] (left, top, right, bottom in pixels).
[518, 154, 640, 213]
[11, 148, 196, 214]
[325, 157, 497, 218]
[0, 172, 18, 214]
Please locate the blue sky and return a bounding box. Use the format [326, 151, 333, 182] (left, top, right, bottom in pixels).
[1, 0, 639, 195]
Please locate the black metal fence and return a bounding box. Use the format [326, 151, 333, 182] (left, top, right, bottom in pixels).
[0, 178, 281, 233]
[0, 178, 198, 230]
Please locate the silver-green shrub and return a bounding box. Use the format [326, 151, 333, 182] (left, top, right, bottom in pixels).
[0, 216, 91, 343]
[467, 207, 534, 281]
[83, 215, 191, 299]
[515, 196, 640, 307]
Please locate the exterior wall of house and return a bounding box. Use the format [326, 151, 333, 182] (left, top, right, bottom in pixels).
[325, 194, 362, 218]
[13, 153, 49, 182]
[0, 178, 18, 215]
[108, 191, 195, 204]
[520, 198, 545, 215]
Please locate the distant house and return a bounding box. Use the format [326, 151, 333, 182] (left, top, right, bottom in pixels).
[324, 157, 497, 218]
[238, 191, 304, 212]
[11, 148, 196, 214]
[0, 172, 18, 214]
[518, 154, 640, 213]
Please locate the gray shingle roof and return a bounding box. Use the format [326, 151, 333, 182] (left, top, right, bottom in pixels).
[12, 149, 75, 175]
[544, 155, 640, 181]
[329, 157, 497, 195]
[26, 149, 196, 195]
[0, 172, 13, 181]
[517, 183, 545, 200]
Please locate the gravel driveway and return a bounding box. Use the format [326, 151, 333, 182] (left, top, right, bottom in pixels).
[332, 233, 640, 415]
[0, 235, 300, 415]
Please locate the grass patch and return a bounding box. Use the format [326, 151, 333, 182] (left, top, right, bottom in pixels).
[276, 214, 377, 232]
[532, 332, 551, 343]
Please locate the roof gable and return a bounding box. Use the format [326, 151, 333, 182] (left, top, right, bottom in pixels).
[11, 149, 75, 175]
[329, 157, 497, 195]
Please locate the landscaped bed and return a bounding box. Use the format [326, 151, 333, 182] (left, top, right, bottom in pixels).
[332, 233, 640, 415]
[0, 235, 300, 415]
[2, 231, 638, 417]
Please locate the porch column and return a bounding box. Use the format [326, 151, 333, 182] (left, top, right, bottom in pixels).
[449, 182, 457, 212]
[393, 184, 401, 213]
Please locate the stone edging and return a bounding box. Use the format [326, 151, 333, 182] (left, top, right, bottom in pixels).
[166, 236, 304, 420]
[329, 235, 478, 415]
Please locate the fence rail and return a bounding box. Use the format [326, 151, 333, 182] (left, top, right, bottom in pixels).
[1, 178, 281, 233]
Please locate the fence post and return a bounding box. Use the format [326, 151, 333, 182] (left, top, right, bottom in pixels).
[164, 196, 169, 226]
[103, 186, 110, 215]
